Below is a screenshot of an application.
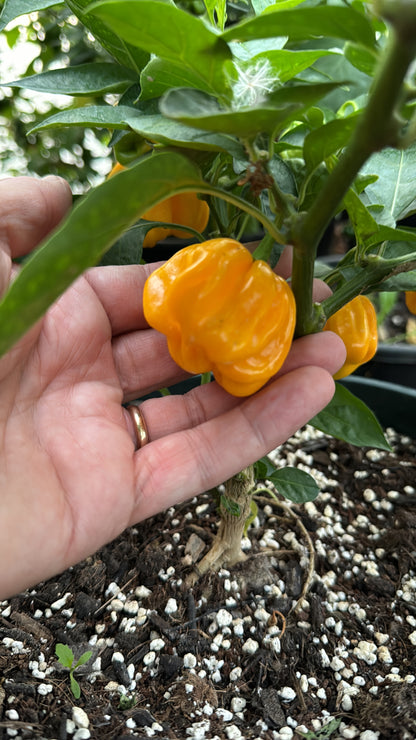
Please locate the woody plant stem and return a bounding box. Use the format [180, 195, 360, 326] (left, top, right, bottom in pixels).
[187, 467, 255, 586]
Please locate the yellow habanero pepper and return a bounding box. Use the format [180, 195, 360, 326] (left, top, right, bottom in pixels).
[107, 163, 210, 248]
[405, 291, 416, 315]
[323, 295, 378, 380]
[143, 238, 296, 397]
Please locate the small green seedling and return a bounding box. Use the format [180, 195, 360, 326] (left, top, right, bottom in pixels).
[296, 718, 342, 739]
[55, 643, 92, 699]
[118, 694, 137, 710]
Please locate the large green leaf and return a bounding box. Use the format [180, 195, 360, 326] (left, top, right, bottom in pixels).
[88, 0, 232, 96]
[309, 383, 390, 451]
[65, 0, 149, 73]
[222, 6, 376, 47]
[0, 0, 61, 31]
[360, 146, 416, 227]
[0, 152, 209, 357]
[161, 83, 341, 138]
[29, 103, 246, 156]
[3, 63, 137, 96]
[28, 104, 136, 134]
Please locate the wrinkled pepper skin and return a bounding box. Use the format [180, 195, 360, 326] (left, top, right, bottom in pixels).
[143, 238, 296, 396]
[323, 295, 378, 379]
[405, 291, 416, 314]
[108, 163, 209, 247]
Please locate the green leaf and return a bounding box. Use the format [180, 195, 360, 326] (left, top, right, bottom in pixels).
[364, 225, 416, 249]
[222, 6, 376, 47]
[373, 269, 416, 291]
[70, 674, 81, 700]
[0, 0, 60, 31]
[99, 226, 144, 266]
[204, 0, 227, 30]
[230, 37, 287, 61]
[343, 186, 380, 246]
[268, 467, 320, 504]
[251, 0, 278, 12]
[304, 114, 359, 173]
[264, 0, 308, 9]
[254, 455, 277, 480]
[28, 104, 134, 134]
[88, 0, 232, 95]
[309, 383, 391, 451]
[220, 494, 241, 517]
[344, 41, 379, 77]
[246, 48, 335, 84]
[74, 650, 93, 669]
[140, 58, 214, 101]
[124, 112, 246, 157]
[65, 0, 149, 72]
[268, 153, 297, 196]
[55, 643, 74, 669]
[4, 63, 137, 96]
[360, 145, 416, 227]
[161, 88, 300, 137]
[161, 83, 341, 138]
[0, 151, 209, 357]
[297, 717, 342, 740]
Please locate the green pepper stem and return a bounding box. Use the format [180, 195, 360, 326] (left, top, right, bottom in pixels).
[290, 26, 416, 335]
[321, 254, 416, 319]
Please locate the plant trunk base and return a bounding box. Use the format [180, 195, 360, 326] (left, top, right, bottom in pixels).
[186, 467, 254, 587]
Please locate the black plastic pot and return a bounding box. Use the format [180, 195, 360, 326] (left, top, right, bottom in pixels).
[353, 343, 416, 390]
[341, 375, 416, 437]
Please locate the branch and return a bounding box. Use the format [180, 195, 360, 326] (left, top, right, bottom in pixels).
[290, 21, 416, 335]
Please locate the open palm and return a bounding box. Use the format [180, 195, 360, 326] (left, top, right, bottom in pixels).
[0, 176, 345, 598]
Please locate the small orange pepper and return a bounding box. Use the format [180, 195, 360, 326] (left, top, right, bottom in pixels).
[107, 163, 209, 247]
[323, 295, 378, 379]
[405, 291, 416, 315]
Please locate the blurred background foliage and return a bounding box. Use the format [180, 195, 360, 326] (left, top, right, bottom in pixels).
[0, 2, 113, 192]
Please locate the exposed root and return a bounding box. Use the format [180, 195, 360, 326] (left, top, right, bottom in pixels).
[254, 493, 316, 616]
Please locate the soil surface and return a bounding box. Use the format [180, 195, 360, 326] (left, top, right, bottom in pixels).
[1, 424, 416, 740]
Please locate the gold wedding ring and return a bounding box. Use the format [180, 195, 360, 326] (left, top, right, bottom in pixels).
[127, 405, 149, 449]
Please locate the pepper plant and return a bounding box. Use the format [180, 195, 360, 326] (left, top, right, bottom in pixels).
[1, 0, 416, 575]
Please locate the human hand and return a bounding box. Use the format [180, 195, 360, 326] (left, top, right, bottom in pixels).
[0, 176, 345, 598]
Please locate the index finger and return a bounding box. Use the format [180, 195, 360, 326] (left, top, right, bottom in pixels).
[0, 176, 72, 258]
[130, 364, 336, 522]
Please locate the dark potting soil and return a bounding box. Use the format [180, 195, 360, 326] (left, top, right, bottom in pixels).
[1, 424, 415, 740]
